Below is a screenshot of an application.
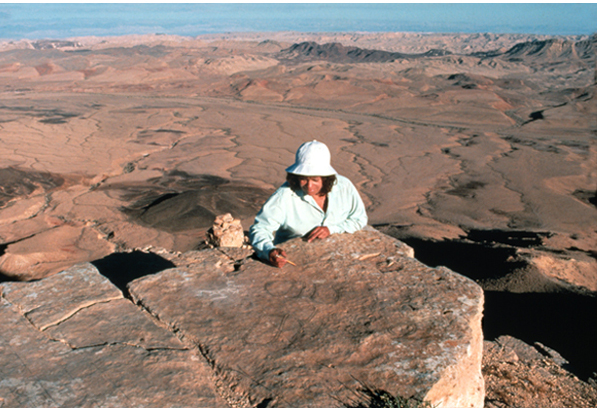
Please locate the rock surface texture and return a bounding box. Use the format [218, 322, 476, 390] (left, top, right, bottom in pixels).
[129, 229, 485, 407]
[0, 263, 226, 408]
[0, 229, 485, 407]
[483, 336, 597, 408]
[207, 213, 247, 248]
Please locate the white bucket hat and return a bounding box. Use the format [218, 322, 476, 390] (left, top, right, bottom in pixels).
[285, 140, 337, 176]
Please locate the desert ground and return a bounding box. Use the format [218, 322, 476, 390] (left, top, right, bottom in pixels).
[0, 31, 595, 405]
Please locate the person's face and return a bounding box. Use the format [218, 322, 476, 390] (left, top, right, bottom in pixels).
[299, 176, 323, 196]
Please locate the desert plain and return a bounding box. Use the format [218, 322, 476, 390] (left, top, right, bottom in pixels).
[0, 31, 595, 406]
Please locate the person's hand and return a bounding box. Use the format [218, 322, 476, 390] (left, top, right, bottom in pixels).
[269, 248, 288, 268]
[306, 226, 330, 243]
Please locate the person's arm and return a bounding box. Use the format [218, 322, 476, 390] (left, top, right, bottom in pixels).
[326, 178, 368, 235]
[249, 190, 286, 261]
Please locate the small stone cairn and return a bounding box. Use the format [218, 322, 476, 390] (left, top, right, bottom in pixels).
[207, 213, 247, 248]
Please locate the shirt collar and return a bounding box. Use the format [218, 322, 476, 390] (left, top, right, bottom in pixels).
[295, 188, 326, 213]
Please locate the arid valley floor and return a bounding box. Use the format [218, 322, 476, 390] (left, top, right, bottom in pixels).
[0, 32, 596, 407]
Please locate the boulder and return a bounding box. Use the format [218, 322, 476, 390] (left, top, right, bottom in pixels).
[129, 228, 485, 407]
[0, 263, 226, 408]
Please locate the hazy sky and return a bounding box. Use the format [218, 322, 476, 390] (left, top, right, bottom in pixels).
[0, 3, 595, 40]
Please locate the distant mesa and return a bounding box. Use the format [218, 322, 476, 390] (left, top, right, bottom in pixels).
[281, 37, 592, 65]
[490, 37, 594, 63]
[31, 40, 82, 50]
[93, 44, 169, 58]
[504, 38, 580, 61]
[279, 41, 452, 63]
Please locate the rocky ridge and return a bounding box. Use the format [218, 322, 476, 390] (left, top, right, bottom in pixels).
[279, 37, 593, 65]
[278, 42, 452, 64]
[0, 229, 486, 408]
[483, 336, 597, 408]
[0, 262, 225, 407]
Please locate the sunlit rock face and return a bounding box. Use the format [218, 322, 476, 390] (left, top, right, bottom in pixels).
[483, 336, 597, 408]
[207, 213, 247, 248]
[129, 229, 485, 408]
[0, 263, 227, 408]
[1, 229, 484, 407]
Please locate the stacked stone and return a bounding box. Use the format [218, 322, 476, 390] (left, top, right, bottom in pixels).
[207, 213, 246, 247]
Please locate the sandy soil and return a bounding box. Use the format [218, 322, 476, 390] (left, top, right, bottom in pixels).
[0, 32, 594, 283]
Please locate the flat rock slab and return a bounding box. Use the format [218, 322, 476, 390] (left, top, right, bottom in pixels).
[129, 229, 485, 407]
[0, 263, 226, 408]
[1, 263, 123, 330]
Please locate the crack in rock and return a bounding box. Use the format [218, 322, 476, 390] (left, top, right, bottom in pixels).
[31, 298, 122, 331]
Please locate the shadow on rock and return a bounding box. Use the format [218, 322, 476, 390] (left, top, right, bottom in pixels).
[0, 271, 20, 283]
[0, 243, 20, 282]
[377, 228, 525, 282]
[484, 291, 597, 381]
[376, 225, 597, 382]
[345, 386, 433, 408]
[92, 251, 176, 294]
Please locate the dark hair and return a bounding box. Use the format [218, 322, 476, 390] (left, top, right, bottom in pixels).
[286, 173, 337, 195]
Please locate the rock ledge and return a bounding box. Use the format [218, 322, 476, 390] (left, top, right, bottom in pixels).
[0, 229, 484, 407]
[130, 228, 485, 407]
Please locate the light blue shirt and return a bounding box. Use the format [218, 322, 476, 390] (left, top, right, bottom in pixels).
[249, 175, 368, 260]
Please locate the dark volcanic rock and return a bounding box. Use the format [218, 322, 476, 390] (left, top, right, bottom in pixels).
[115, 172, 271, 232]
[279, 42, 451, 63]
[0, 167, 65, 207]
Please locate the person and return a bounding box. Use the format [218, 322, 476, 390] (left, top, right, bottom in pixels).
[249, 140, 368, 267]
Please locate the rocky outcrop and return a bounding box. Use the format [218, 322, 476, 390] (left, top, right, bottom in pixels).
[0, 229, 485, 407]
[0, 263, 226, 408]
[279, 41, 451, 63]
[207, 213, 247, 247]
[129, 229, 485, 407]
[502, 38, 592, 62]
[483, 336, 597, 408]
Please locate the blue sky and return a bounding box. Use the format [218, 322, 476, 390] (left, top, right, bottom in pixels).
[0, 3, 595, 40]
